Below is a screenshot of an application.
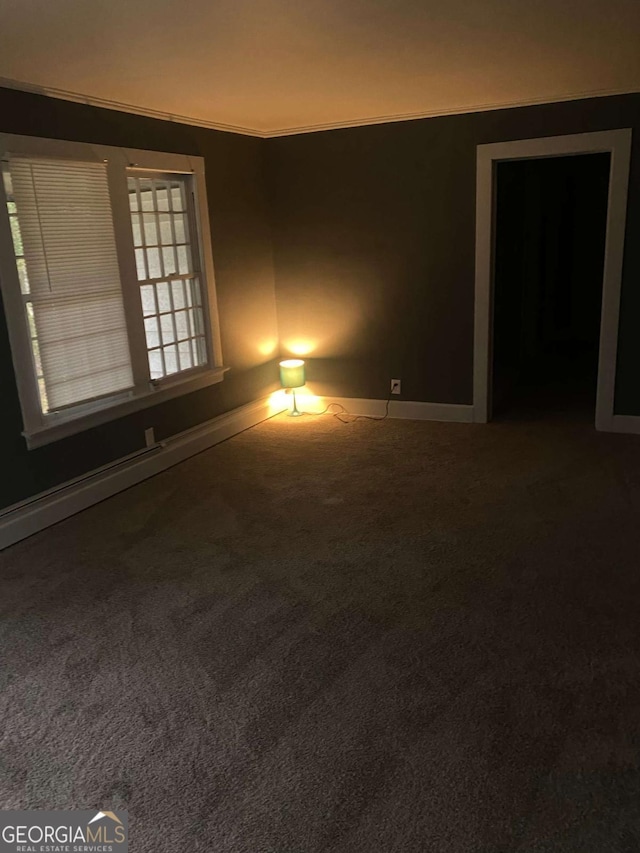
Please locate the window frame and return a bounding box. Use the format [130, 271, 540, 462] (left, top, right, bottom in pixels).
[125, 168, 212, 385]
[0, 134, 225, 449]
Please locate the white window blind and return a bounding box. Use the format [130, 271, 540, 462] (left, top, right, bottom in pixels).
[8, 157, 134, 412]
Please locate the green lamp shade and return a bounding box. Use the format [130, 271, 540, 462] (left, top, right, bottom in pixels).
[279, 359, 305, 388]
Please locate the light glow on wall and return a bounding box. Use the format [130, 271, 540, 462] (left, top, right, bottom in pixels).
[283, 339, 316, 356]
[279, 281, 369, 359]
[257, 338, 278, 357]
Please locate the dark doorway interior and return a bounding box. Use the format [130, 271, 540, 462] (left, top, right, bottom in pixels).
[492, 153, 610, 421]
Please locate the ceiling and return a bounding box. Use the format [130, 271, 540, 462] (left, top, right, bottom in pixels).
[0, 0, 638, 136]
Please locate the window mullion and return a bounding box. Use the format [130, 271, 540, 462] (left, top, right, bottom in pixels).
[167, 276, 179, 351]
[184, 279, 196, 366]
[150, 181, 165, 279]
[134, 179, 150, 281]
[106, 161, 150, 392]
[168, 179, 180, 277]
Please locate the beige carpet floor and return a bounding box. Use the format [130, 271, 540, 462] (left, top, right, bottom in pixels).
[1, 410, 640, 851]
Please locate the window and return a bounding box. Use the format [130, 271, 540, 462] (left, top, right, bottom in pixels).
[128, 173, 207, 380]
[0, 136, 223, 447]
[5, 158, 135, 415]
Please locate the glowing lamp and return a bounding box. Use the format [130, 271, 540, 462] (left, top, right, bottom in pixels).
[279, 359, 305, 417]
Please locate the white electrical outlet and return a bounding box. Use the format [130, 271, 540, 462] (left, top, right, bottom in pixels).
[391, 379, 401, 395]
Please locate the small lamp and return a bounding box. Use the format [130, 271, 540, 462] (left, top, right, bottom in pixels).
[279, 359, 305, 417]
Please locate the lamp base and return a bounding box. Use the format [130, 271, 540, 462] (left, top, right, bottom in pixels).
[288, 388, 302, 417]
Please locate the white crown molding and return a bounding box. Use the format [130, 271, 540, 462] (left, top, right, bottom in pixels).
[0, 76, 637, 139]
[0, 76, 264, 137]
[267, 87, 640, 137]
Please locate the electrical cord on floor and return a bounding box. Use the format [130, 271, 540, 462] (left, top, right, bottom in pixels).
[300, 396, 392, 422]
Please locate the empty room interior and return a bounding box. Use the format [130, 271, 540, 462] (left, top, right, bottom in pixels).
[0, 0, 640, 850]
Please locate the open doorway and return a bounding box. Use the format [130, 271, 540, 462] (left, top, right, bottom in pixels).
[492, 153, 610, 421]
[473, 130, 632, 431]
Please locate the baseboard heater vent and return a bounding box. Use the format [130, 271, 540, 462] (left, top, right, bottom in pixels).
[0, 396, 274, 550]
[0, 444, 162, 522]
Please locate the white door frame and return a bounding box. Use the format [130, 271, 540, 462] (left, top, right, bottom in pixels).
[473, 129, 632, 431]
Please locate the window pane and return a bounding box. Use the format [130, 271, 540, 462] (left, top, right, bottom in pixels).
[171, 184, 185, 211]
[135, 248, 146, 281]
[144, 316, 160, 349]
[148, 348, 164, 380]
[38, 377, 49, 412]
[139, 180, 154, 211]
[177, 245, 190, 275]
[173, 213, 187, 243]
[26, 302, 37, 338]
[175, 310, 188, 340]
[156, 281, 171, 312]
[32, 338, 43, 375]
[194, 335, 207, 364]
[2, 169, 12, 198]
[140, 284, 156, 316]
[171, 280, 186, 310]
[159, 213, 172, 244]
[192, 306, 205, 336]
[128, 188, 139, 211]
[178, 341, 193, 370]
[160, 313, 175, 344]
[143, 214, 158, 246]
[10, 216, 23, 255]
[131, 213, 143, 247]
[163, 344, 178, 374]
[156, 184, 169, 212]
[146, 247, 162, 279]
[162, 247, 176, 276]
[17, 258, 30, 295]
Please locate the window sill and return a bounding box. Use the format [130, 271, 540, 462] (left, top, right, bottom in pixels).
[23, 366, 228, 449]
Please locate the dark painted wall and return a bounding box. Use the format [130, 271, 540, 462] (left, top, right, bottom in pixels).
[266, 93, 640, 411]
[2, 88, 640, 509]
[0, 87, 279, 509]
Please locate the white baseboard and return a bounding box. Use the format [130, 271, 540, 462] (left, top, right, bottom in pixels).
[609, 414, 640, 435]
[0, 397, 280, 551]
[388, 399, 474, 422]
[308, 396, 474, 423]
